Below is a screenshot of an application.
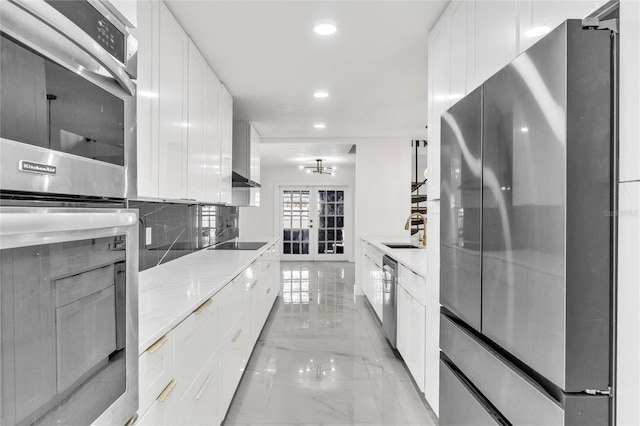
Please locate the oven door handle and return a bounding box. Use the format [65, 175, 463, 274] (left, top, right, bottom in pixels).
[4, 0, 136, 97]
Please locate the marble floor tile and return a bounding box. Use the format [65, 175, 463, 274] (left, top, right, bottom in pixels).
[223, 261, 438, 426]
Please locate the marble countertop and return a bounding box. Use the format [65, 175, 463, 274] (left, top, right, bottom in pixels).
[361, 236, 427, 278]
[137, 237, 279, 354]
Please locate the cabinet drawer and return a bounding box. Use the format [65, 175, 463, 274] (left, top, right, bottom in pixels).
[221, 317, 247, 409]
[176, 355, 222, 426]
[136, 378, 179, 426]
[139, 331, 174, 417]
[398, 264, 426, 305]
[173, 297, 219, 404]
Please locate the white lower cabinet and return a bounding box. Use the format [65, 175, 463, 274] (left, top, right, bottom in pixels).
[397, 280, 426, 393]
[361, 245, 384, 321]
[138, 245, 280, 425]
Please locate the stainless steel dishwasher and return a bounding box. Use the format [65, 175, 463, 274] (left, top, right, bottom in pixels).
[382, 255, 398, 348]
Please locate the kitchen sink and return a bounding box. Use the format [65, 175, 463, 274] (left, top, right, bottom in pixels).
[382, 243, 423, 249]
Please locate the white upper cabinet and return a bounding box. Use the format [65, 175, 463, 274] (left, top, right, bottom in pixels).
[134, 0, 159, 199]
[249, 124, 261, 185]
[426, 12, 450, 201]
[134, 0, 232, 203]
[187, 40, 208, 202]
[470, 0, 518, 89]
[219, 84, 233, 205]
[518, 1, 606, 53]
[158, 2, 189, 200]
[204, 68, 222, 204]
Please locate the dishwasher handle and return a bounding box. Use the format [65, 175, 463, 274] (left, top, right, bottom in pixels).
[382, 255, 397, 294]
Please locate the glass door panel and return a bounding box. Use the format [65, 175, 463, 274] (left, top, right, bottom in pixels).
[317, 190, 345, 256]
[282, 189, 312, 259]
[280, 187, 348, 260]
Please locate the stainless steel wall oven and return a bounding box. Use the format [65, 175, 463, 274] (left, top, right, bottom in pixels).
[0, 0, 137, 200]
[0, 207, 139, 425]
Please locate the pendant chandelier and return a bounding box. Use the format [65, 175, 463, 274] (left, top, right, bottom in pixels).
[301, 159, 334, 176]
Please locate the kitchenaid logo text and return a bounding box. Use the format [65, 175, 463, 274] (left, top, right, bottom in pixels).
[19, 160, 57, 175]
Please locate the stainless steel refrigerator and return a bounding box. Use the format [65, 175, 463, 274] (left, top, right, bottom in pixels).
[440, 19, 615, 425]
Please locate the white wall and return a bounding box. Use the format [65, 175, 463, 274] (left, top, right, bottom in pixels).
[426, 0, 615, 418]
[238, 163, 356, 259]
[353, 139, 411, 295]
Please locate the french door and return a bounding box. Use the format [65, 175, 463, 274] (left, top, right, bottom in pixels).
[280, 186, 348, 260]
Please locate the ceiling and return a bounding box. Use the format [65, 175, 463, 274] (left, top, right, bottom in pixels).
[165, 0, 448, 164]
[261, 141, 356, 168]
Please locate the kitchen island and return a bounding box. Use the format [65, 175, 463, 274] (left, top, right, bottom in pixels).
[137, 237, 280, 426]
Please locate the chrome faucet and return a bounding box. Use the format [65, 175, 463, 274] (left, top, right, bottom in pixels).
[404, 212, 427, 246]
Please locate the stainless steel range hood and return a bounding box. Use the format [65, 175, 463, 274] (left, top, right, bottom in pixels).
[232, 121, 261, 205]
[231, 171, 261, 188]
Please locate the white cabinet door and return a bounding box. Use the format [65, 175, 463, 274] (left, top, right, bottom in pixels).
[204, 68, 222, 204]
[409, 295, 426, 392]
[249, 123, 261, 185]
[219, 84, 233, 205]
[134, 0, 159, 198]
[397, 283, 426, 392]
[396, 284, 411, 363]
[243, 262, 261, 352]
[221, 316, 246, 410]
[158, 3, 188, 200]
[369, 255, 383, 321]
[187, 40, 208, 202]
[471, 0, 518, 87]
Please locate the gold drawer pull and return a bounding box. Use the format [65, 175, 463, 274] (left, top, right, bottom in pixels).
[193, 298, 212, 314]
[266, 287, 272, 294]
[232, 273, 243, 282]
[231, 329, 242, 343]
[124, 413, 139, 426]
[265, 263, 271, 270]
[402, 288, 413, 300]
[195, 373, 213, 401]
[147, 335, 168, 354]
[250, 280, 257, 289]
[157, 380, 177, 402]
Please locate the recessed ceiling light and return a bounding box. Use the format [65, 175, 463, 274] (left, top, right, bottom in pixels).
[314, 123, 326, 129]
[313, 20, 337, 36]
[313, 90, 329, 98]
[526, 26, 550, 37]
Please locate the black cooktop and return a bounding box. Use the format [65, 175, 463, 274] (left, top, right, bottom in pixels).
[207, 241, 267, 251]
